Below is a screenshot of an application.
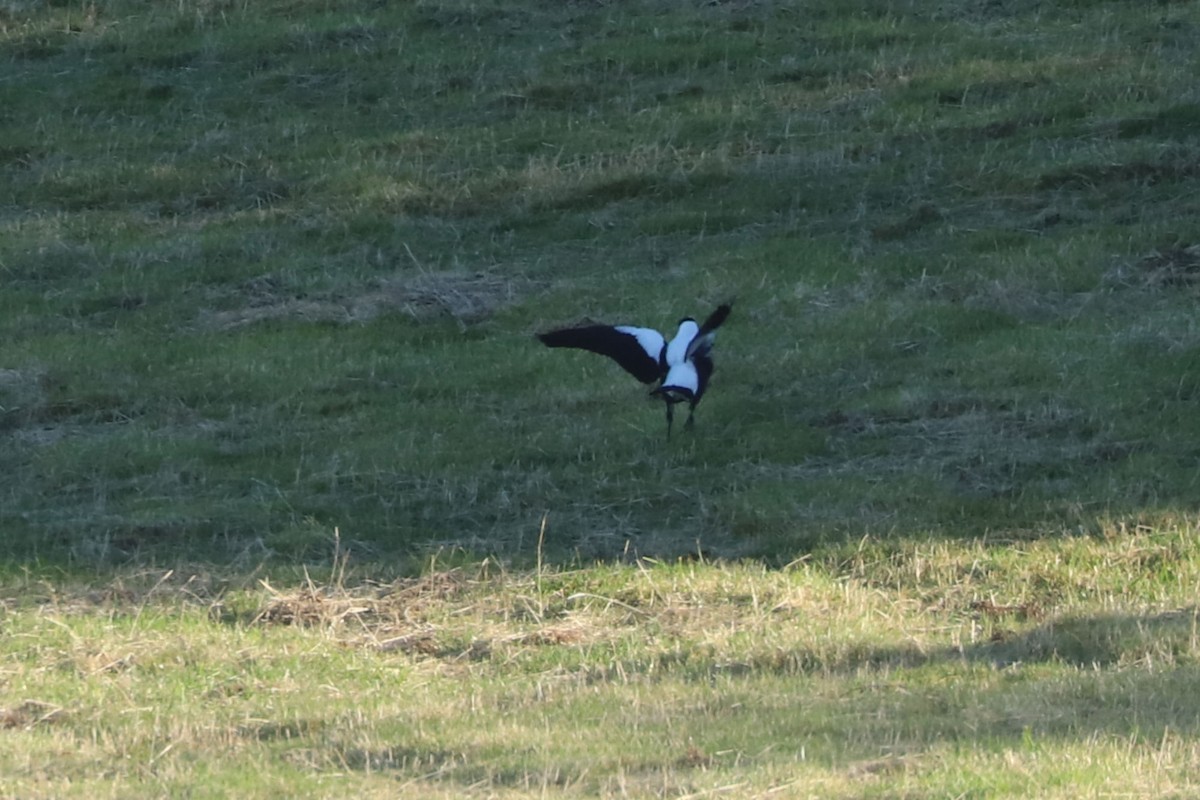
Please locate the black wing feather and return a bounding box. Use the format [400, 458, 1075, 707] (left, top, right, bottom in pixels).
[538, 325, 664, 384]
[698, 303, 732, 336]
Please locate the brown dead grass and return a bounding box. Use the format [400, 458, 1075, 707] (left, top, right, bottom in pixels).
[1136, 244, 1200, 288]
[0, 700, 69, 730]
[242, 558, 941, 680]
[377, 270, 533, 322]
[198, 271, 535, 331]
[252, 567, 606, 663]
[1106, 244, 1200, 290]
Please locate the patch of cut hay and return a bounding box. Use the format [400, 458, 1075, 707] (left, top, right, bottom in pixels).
[197, 298, 362, 331]
[252, 570, 476, 639]
[1107, 244, 1200, 290]
[1137, 244, 1200, 288]
[375, 270, 531, 322]
[197, 271, 533, 330]
[250, 568, 620, 665]
[0, 700, 69, 730]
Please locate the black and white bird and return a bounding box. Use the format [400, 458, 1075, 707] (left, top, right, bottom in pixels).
[538, 303, 732, 438]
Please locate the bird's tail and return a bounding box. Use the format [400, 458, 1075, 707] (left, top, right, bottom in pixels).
[686, 302, 733, 361]
[697, 302, 732, 337]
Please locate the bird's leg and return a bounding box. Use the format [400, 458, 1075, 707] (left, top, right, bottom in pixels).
[665, 402, 674, 441]
[684, 403, 696, 431]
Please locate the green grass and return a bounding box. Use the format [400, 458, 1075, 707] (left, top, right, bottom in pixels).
[4, 0, 1200, 794]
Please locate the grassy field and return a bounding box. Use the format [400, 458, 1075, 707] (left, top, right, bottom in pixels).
[3, 0, 1200, 795]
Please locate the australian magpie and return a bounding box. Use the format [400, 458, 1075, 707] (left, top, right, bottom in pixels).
[537, 303, 732, 438]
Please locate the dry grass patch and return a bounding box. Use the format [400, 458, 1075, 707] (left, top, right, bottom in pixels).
[1104, 244, 1200, 291]
[1132, 243, 1200, 289]
[197, 297, 365, 330]
[0, 700, 69, 730]
[198, 270, 535, 331]
[253, 566, 641, 663]
[243, 558, 960, 680]
[377, 270, 535, 323]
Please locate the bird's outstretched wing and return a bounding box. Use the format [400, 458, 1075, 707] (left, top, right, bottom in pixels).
[538, 325, 665, 384]
[686, 302, 733, 361]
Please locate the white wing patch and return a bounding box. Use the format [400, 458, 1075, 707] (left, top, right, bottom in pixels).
[664, 320, 699, 366]
[614, 325, 665, 361]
